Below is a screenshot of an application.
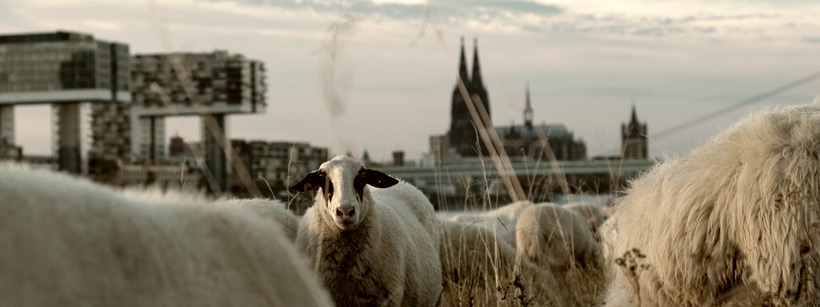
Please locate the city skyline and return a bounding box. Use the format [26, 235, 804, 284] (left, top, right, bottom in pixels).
[2, 0, 819, 162]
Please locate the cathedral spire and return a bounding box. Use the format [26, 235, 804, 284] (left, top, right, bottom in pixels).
[524, 82, 534, 129]
[471, 38, 483, 87]
[457, 36, 469, 87]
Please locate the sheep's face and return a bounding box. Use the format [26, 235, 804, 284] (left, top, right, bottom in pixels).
[290, 156, 399, 231]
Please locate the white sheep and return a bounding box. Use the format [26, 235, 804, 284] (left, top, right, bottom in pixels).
[0, 163, 333, 307]
[563, 202, 605, 234]
[597, 216, 618, 272]
[122, 189, 302, 242]
[291, 155, 442, 306]
[604, 103, 820, 306]
[449, 200, 534, 245]
[599, 205, 617, 221]
[234, 199, 301, 242]
[515, 203, 601, 271]
[438, 219, 566, 306]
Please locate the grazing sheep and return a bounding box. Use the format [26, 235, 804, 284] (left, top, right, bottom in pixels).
[605, 103, 820, 306]
[598, 216, 618, 271]
[0, 163, 333, 307]
[291, 156, 442, 307]
[516, 203, 601, 271]
[122, 189, 302, 242]
[234, 199, 301, 242]
[438, 219, 566, 307]
[564, 202, 605, 234]
[450, 200, 534, 245]
[599, 205, 618, 221]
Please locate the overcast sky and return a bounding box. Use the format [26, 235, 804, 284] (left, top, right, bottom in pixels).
[2, 0, 820, 162]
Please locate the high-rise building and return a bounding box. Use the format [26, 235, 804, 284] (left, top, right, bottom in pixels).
[229, 139, 328, 197]
[130, 50, 266, 191]
[621, 106, 648, 160]
[449, 38, 491, 157]
[0, 31, 130, 173]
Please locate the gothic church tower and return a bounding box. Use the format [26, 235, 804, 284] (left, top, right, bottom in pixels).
[621, 105, 648, 160]
[449, 37, 491, 157]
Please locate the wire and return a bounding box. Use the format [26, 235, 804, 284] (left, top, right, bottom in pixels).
[652, 70, 820, 140]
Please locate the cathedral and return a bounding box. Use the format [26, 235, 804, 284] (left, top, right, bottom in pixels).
[442, 38, 587, 161]
[448, 37, 491, 157]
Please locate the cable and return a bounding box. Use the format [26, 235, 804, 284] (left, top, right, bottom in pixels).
[653, 70, 820, 140]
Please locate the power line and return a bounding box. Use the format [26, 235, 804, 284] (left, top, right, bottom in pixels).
[653, 70, 820, 140]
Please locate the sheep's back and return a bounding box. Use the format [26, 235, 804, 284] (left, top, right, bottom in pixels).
[370, 182, 442, 306]
[0, 165, 332, 307]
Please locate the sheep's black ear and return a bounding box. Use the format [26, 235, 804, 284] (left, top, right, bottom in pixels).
[289, 171, 324, 193]
[363, 169, 399, 188]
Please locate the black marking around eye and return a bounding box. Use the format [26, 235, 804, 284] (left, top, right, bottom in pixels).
[354, 168, 366, 202]
[326, 179, 335, 201]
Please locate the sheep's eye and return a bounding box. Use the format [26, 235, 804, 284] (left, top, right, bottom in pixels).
[326, 180, 335, 201]
[354, 169, 366, 201]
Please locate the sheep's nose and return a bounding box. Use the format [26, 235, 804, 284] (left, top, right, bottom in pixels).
[335, 207, 355, 217]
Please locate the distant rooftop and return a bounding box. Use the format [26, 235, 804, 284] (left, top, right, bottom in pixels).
[495, 123, 571, 140]
[0, 30, 94, 44]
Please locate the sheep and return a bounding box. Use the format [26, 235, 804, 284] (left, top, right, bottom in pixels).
[599, 204, 618, 221]
[438, 219, 566, 306]
[515, 203, 601, 271]
[449, 200, 534, 245]
[598, 216, 618, 271]
[0, 163, 333, 307]
[122, 188, 302, 242]
[291, 155, 442, 307]
[234, 199, 301, 242]
[564, 202, 605, 234]
[604, 103, 820, 306]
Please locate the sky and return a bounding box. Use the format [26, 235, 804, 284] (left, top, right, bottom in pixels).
[1, 0, 820, 162]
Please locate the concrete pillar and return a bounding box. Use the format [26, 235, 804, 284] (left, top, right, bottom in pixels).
[0, 105, 13, 146]
[202, 114, 228, 192]
[53, 103, 89, 174]
[138, 116, 165, 161]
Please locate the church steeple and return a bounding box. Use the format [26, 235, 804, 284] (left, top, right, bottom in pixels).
[471, 38, 483, 88]
[524, 83, 534, 129]
[622, 104, 648, 160]
[456, 36, 469, 87]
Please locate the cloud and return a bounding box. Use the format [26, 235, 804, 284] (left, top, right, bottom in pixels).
[199, 0, 564, 21]
[803, 36, 820, 43]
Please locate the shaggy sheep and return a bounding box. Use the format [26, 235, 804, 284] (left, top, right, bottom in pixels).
[515, 203, 601, 270]
[605, 103, 820, 306]
[122, 189, 302, 242]
[291, 156, 442, 306]
[450, 200, 534, 245]
[564, 202, 605, 234]
[599, 205, 618, 221]
[234, 199, 301, 242]
[0, 163, 333, 307]
[438, 219, 566, 306]
[598, 216, 618, 271]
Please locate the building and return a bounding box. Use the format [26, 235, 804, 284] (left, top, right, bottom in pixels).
[493, 84, 586, 161]
[130, 50, 267, 191]
[449, 38, 491, 157]
[0, 137, 21, 161]
[168, 134, 188, 157]
[621, 105, 648, 160]
[439, 39, 587, 162]
[229, 139, 328, 197]
[0, 30, 131, 173]
[87, 159, 200, 189]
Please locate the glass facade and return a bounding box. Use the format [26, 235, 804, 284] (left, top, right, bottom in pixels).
[0, 31, 129, 100]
